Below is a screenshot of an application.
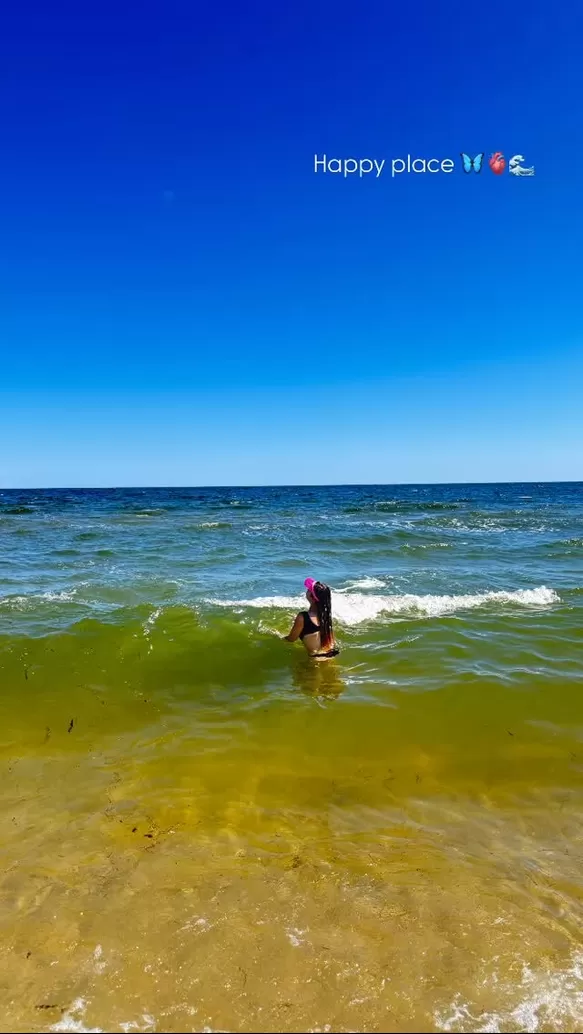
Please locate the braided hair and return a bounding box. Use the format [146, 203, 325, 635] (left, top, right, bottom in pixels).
[311, 581, 335, 652]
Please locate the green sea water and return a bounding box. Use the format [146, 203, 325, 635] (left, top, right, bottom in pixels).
[0, 484, 582, 1033]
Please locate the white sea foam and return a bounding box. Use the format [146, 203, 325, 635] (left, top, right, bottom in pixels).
[50, 997, 103, 1032]
[435, 952, 583, 1033]
[92, 943, 106, 974]
[207, 587, 559, 626]
[143, 607, 162, 636]
[119, 1016, 156, 1033]
[339, 577, 387, 591]
[286, 926, 307, 947]
[0, 589, 79, 608]
[50, 998, 158, 1033]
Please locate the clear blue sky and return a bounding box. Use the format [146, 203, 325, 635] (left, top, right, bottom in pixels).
[1, 1, 581, 487]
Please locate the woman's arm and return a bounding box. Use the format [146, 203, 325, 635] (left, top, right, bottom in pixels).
[283, 613, 304, 642]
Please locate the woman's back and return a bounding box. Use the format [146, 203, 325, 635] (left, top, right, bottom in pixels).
[283, 579, 339, 659]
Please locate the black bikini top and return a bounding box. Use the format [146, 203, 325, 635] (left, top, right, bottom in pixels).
[299, 611, 320, 639]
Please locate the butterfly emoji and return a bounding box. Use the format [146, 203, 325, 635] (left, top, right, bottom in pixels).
[460, 153, 484, 174]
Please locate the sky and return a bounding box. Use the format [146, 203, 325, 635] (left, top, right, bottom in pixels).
[0, 0, 582, 487]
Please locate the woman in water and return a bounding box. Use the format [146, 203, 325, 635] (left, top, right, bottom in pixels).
[283, 578, 340, 659]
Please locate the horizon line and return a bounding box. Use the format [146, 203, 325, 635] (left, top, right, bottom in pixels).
[1, 479, 582, 491]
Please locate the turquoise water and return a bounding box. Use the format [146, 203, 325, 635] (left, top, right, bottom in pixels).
[1, 483, 582, 1033]
[2, 482, 581, 629]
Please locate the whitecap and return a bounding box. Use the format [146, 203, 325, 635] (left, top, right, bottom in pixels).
[205, 586, 560, 626]
[339, 577, 387, 591]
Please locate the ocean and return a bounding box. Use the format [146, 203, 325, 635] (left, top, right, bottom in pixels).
[1, 482, 582, 1033]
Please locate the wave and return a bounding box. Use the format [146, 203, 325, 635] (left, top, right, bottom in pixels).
[343, 501, 463, 514]
[178, 520, 233, 532]
[545, 536, 583, 554]
[0, 580, 185, 614]
[0, 582, 564, 638]
[0, 589, 80, 608]
[207, 586, 560, 625]
[218, 499, 256, 509]
[339, 577, 387, 590]
[0, 608, 294, 699]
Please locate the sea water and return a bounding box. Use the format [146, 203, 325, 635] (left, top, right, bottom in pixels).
[1, 483, 582, 1033]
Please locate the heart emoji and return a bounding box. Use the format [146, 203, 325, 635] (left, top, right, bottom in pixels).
[489, 152, 506, 175]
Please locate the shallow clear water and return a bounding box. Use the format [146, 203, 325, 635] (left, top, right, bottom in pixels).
[1, 483, 582, 1033]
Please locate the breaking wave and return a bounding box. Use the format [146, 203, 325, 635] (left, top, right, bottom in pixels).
[207, 586, 560, 625]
